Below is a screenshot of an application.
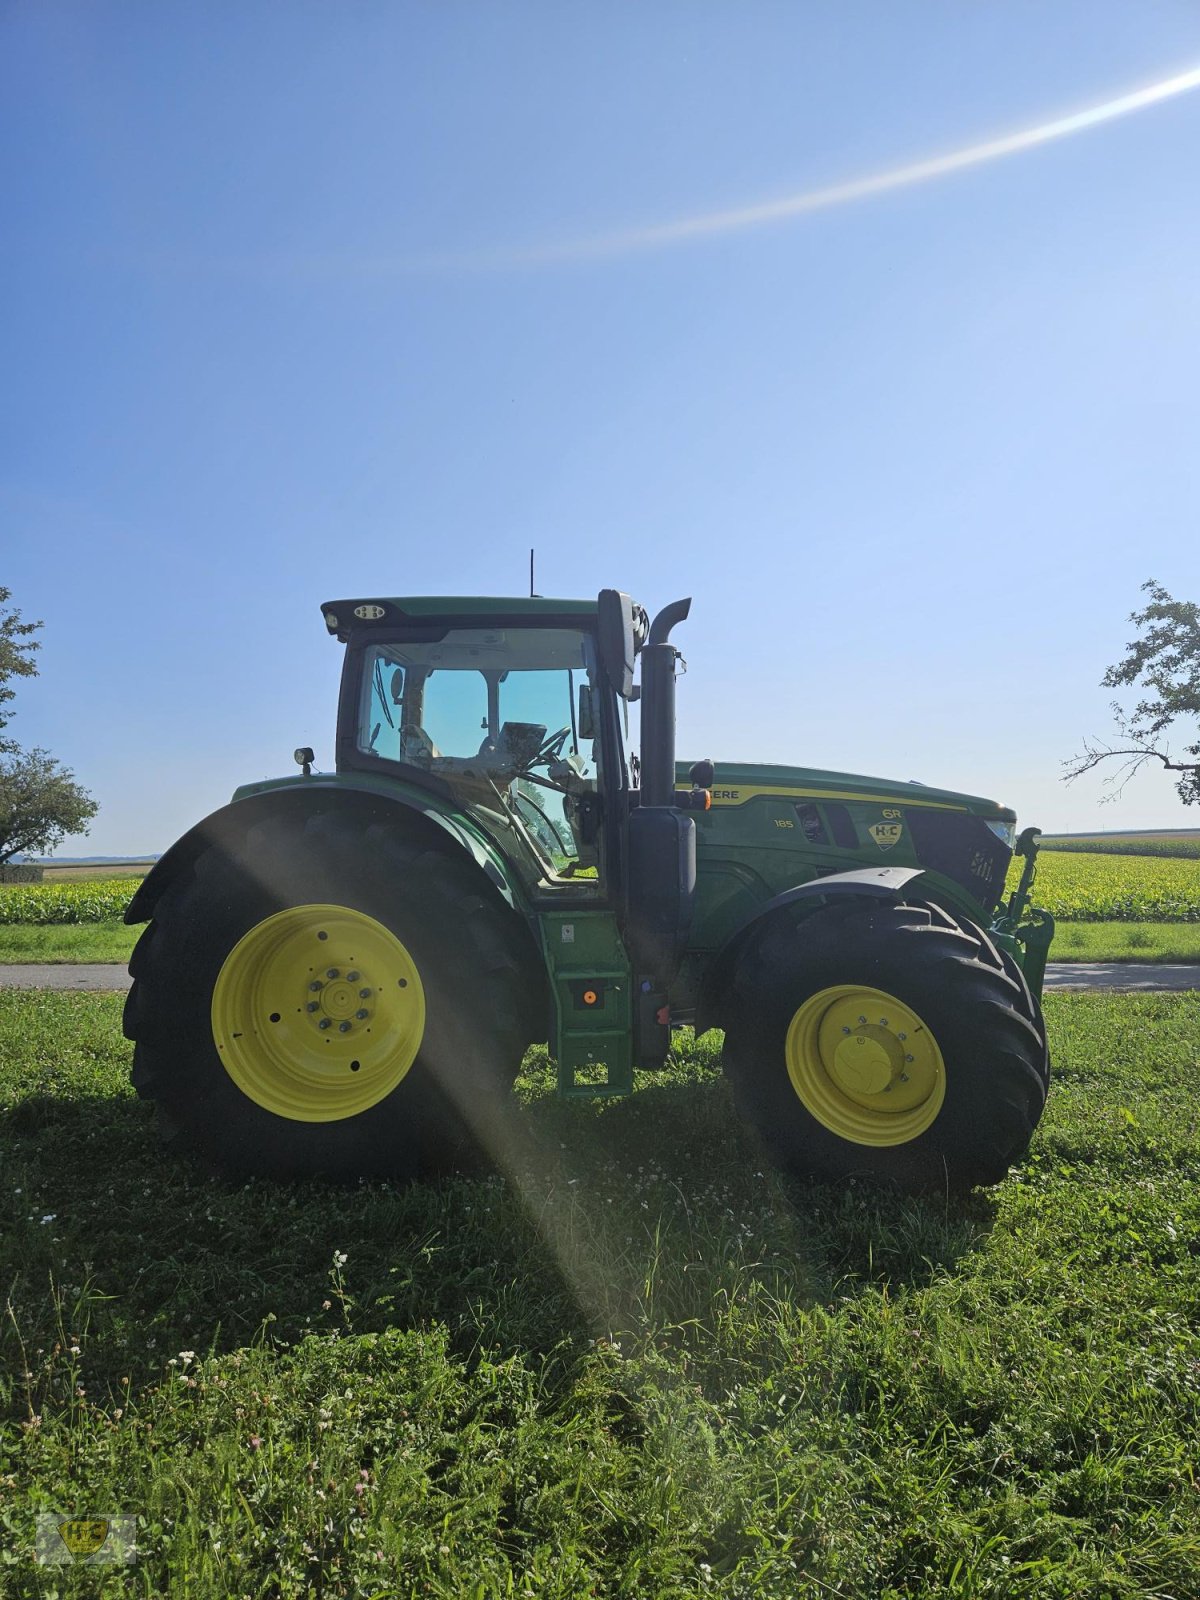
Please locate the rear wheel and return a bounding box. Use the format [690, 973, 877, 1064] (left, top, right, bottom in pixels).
[722, 899, 1049, 1191]
[123, 809, 540, 1179]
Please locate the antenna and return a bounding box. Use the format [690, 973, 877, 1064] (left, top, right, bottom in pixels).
[530, 547, 535, 598]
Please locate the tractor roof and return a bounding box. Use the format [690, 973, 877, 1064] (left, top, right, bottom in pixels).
[320, 595, 599, 641]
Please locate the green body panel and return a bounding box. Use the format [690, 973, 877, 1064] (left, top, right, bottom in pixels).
[538, 911, 634, 1097]
[671, 761, 1016, 1009]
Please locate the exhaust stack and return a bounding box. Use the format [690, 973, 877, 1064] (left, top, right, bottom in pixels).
[639, 597, 691, 807]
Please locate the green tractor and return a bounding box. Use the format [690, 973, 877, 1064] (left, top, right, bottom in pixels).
[124, 591, 1054, 1192]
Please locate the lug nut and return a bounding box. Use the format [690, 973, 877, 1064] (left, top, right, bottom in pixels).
[858, 1015, 867, 1024]
[842, 1026, 851, 1035]
[318, 1018, 332, 1031]
[905, 1054, 914, 1063]
[898, 1032, 907, 1041]
[306, 1001, 319, 1014]
[346, 971, 360, 983]
[326, 968, 340, 980]
[359, 988, 371, 999]
[900, 1073, 910, 1083]
[355, 1008, 368, 1020]
[339, 1021, 352, 1034]
[879, 1018, 888, 1027]
[309, 981, 323, 992]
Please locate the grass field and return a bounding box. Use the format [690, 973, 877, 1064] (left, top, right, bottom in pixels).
[0, 920, 139, 963]
[3, 991, 1199, 1596]
[1, 918, 1197, 969]
[1050, 922, 1200, 963]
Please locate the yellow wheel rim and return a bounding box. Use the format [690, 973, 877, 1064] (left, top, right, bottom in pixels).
[785, 984, 945, 1146]
[211, 904, 426, 1122]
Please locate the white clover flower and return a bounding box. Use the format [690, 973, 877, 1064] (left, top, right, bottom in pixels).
[40, 1214, 56, 1224]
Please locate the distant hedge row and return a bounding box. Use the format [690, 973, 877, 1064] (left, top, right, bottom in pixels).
[1042, 834, 1200, 860]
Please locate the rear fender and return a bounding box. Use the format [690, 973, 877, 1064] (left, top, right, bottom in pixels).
[693, 865, 927, 1038]
[125, 781, 520, 925]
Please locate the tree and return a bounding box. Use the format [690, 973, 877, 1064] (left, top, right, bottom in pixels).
[0, 588, 98, 862]
[0, 585, 41, 755]
[1064, 580, 1200, 805]
[0, 749, 99, 863]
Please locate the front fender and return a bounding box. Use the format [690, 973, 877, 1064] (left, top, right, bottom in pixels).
[126, 778, 520, 925]
[692, 865, 927, 1038]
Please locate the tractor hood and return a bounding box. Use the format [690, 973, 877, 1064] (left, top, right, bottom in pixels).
[677, 762, 1016, 822]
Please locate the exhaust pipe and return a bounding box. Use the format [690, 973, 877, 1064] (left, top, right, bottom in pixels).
[640, 598, 691, 807]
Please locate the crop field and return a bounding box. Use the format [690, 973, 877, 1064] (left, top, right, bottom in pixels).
[3, 990, 1200, 1597]
[1041, 833, 1200, 860]
[1006, 849, 1200, 922]
[0, 877, 139, 926]
[40, 861, 158, 882]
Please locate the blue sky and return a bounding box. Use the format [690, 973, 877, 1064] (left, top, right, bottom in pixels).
[3, 3, 1199, 854]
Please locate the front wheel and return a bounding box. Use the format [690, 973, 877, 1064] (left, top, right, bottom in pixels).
[722, 899, 1049, 1192]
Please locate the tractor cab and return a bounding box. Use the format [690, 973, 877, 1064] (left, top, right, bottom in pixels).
[325, 593, 649, 892]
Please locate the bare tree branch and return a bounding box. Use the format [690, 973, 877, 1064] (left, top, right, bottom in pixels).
[1065, 582, 1200, 807]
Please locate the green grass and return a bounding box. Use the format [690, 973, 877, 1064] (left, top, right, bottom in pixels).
[0, 920, 139, 964]
[2, 917, 1197, 970]
[3, 993, 1200, 1596]
[1051, 921, 1200, 963]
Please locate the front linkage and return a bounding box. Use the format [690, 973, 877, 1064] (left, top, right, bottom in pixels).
[990, 827, 1055, 998]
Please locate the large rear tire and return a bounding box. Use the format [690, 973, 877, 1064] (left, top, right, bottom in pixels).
[123, 809, 540, 1179]
[722, 899, 1049, 1192]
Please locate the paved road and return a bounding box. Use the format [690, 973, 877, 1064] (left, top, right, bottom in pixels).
[3, 963, 1200, 993]
[1042, 963, 1200, 991]
[0, 964, 134, 990]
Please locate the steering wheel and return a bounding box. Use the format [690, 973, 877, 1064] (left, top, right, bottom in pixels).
[532, 726, 571, 767]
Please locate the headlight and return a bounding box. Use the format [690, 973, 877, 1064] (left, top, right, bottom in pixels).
[985, 819, 1016, 850]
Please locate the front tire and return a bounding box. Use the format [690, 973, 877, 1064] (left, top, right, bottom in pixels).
[722, 899, 1049, 1192]
[123, 809, 540, 1179]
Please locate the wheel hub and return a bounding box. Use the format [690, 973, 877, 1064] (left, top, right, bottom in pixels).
[307, 970, 374, 1033]
[784, 984, 945, 1146]
[830, 1027, 899, 1096]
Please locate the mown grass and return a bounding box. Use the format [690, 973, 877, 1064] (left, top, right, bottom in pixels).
[2, 992, 1199, 1596]
[1051, 922, 1200, 963]
[6, 919, 1200, 969]
[0, 921, 139, 964]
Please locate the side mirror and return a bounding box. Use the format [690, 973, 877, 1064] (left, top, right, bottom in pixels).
[577, 683, 596, 740]
[389, 667, 405, 704]
[597, 589, 647, 699]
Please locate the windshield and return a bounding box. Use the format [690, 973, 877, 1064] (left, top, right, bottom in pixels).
[357, 627, 601, 878]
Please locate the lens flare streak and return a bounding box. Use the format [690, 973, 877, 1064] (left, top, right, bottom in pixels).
[508, 61, 1200, 265]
